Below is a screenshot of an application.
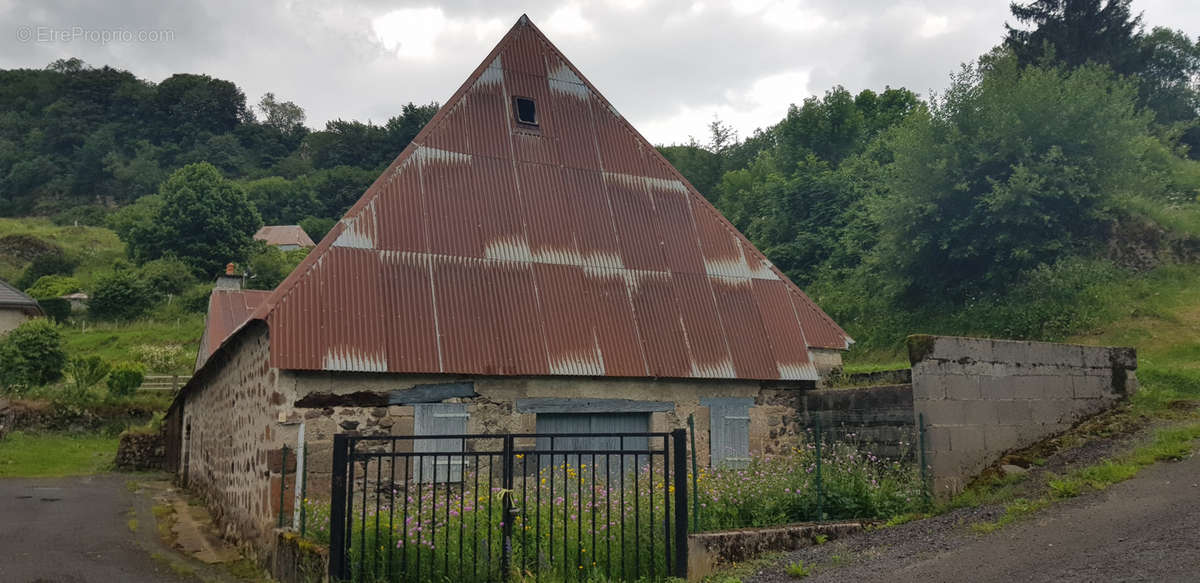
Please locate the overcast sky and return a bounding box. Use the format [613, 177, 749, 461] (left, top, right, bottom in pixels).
[1, 0, 1196, 145]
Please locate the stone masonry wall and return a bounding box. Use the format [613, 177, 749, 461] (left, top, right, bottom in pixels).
[178, 322, 299, 545]
[278, 372, 809, 501]
[909, 335, 1137, 496]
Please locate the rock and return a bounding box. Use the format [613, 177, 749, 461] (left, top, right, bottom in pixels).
[339, 420, 359, 430]
[1000, 464, 1028, 477]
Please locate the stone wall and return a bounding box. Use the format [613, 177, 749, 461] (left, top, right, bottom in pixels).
[910, 335, 1137, 496]
[176, 322, 300, 545]
[282, 372, 809, 500]
[115, 430, 165, 470]
[796, 384, 915, 458]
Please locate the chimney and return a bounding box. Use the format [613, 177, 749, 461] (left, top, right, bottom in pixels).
[214, 262, 243, 290]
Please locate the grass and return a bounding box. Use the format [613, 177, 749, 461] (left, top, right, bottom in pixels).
[59, 316, 205, 375]
[784, 560, 813, 578]
[0, 431, 117, 477]
[0, 217, 125, 285]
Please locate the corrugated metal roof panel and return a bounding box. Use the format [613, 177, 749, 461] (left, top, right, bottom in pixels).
[200, 289, 270, 366]
[234, 15, 848, 380]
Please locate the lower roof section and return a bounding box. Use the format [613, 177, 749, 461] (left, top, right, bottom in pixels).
[266, 248, 822, 381]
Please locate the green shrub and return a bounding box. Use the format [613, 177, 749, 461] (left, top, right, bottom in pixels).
[0, 319, 66, 392]
[139, 257, 198, 295]
[16, 249, 78, 290]
[25, 274, 82, 299]
[179, 284, 213, 313]
[64, 355, 111, 396]
[106, 361, 145, 397]
[89, 269, 157, 321]
[37, 298, 71, 323]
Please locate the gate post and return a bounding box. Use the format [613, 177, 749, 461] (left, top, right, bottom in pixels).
[501, 434, 515, 581]
[329, 434, 350, 581]
[671, 428, 688, 579]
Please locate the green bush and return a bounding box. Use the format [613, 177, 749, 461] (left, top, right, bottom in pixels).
[64, 355, 111, 396]
[51, 204, 109, 227]
[139, 257, 198, 295]
[106, 361, 145, 397]
[16, 249, 77, 290]
[0, 319, 66, 393]
[179, 284, 213, 313]
[89, 269, 157, 321]
[37, 297, 71, 323]
[25, 274, 82, 299]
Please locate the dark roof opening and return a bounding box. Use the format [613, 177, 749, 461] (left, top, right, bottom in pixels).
[514, 97, 537, 126]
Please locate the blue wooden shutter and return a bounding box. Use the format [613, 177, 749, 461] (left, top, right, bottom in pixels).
[414, 403, 468, 482]
[706, 398, 752, 468]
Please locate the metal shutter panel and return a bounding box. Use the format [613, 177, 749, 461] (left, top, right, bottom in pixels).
[414, 403, 468, 482]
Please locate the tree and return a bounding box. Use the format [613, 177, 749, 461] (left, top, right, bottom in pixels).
[299, 216, 336, 243]
[872, 55, 1151, 302]
[0, 319, 66, 392]
[245, 243, 309, 290]
[1005, 0, 1145, 74]
[257, 92, 306, 133]
[244, 176, 321, 225]
[89, 269, 157, 320]
[1137, 27, 1200, 126]
[120, 163, 262, 276]
[64, 356, 111, 396]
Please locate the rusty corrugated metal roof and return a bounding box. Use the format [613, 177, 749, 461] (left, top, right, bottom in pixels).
[196, 289, 270, 369]
[240, 15, 850, 381]
[254, 225, 315, 248]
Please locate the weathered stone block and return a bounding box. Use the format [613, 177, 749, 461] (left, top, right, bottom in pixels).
[992, 339, 1031, 365]
[983, 424, 1020, 454]
[1043, 377, 1074, 400]
[267, 447, 298, 473]
[947, 426, 985, 454]
[912, 375, 946, 401]
[1072, 375, 1109, 400]
[945, 376, 981, 401]
[994, 400, 1033, 426]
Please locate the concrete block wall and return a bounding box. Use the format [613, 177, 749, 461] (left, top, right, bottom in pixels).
[796, 384, 916, 458]
[910, 335, 1137, 495]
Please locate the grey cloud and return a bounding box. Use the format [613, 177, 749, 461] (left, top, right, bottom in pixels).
[0, 0, 1194, 144]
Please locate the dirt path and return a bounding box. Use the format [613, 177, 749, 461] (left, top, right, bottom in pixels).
[0, 473, 193, 582]
[750, 449, 1200, 583]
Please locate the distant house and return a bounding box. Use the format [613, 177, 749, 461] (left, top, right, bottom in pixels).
[167, 16, 852, 547]
[253, 225, 315, 251]
[61, 292, 89, 313]
[0, 279, 44, 334]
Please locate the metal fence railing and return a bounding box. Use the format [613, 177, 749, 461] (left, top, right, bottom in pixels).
[326, 430, 689, 582]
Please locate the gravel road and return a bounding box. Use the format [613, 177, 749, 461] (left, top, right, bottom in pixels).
[749, 447, 1200, 583]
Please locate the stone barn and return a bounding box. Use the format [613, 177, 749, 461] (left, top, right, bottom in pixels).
[166, 15, 852, 549]
[0, 279, 43, 334]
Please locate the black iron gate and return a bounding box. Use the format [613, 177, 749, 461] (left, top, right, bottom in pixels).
[329, 429, 689, 582]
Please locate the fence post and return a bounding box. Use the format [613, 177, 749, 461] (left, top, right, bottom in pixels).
[501, 434, 515, 581]
[299, 443, 309, 538]
[919, 413, 930, 508]
[278, 445, 289, 528]
[687, 414, 699, 532]
[672, 428, 689, 579]
[329, 435, 349, 581]
[814, 415, 823, 522]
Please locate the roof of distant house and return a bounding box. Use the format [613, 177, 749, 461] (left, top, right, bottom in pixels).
[0, 279, 43, 315]
[253, 225, 315, 248]
[195, 289, 271, 369]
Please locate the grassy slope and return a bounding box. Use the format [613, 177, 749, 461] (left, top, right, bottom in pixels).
[0, 217, 204, 374]
[0, 217, 125, 285]
[0, 431, 118, 477]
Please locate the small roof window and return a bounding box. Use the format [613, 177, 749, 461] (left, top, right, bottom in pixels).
[514, 97, 537, 126]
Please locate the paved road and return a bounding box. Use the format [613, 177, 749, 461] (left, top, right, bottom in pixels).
[753, 449, 1200, 583]
[0, 474, 191, 583]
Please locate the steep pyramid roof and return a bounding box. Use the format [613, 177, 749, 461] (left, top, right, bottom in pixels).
[249, 15, 850, 381]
